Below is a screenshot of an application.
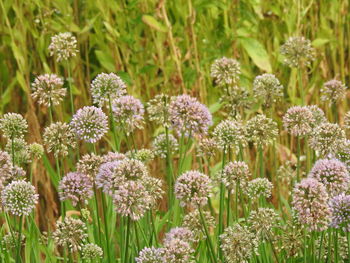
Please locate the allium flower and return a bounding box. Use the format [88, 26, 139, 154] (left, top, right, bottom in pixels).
[164, 227, 195, 244]
[163, 238, 194, 263]
[309, 159, 349, 196]
[279, 216, 305, 257]
[292, 178, 331, 231]
[112, 95, 144, 133]
[82, 243, 103, 259]
[210, 57, 241, 86]
[5, 138, 31, 165]
[58, 172, 93, 206]
[28, 143, 44, 160]
[142, 176, 164, 206]
[307, 105, 326, 128]
[220, 223, 259, 263]
[109, 158, 148, 183]
[309, 122, 345, 156]
[174, 170, 211, 207]
[128, 148, 155, 163]
[336, 139, 350, 168]
[1, 180, 38, 216]
[253, 74, 283, 107]
[152, 133, 178, 159]
[169, 94, 212, 137]
[102, 151, 126, 163]
[136, 247, 165, 263]
[220, 87, 251, 117]
[197, 137, 217, 158]
[344, 111, 350, 130]
[112, 180, 152, 220]
[147, 94, 170, 127]
[0, 113, 28, 139]
[321, 79, 347, 104]
[329, 193, 350, 232]
[245, 178, 272, 199]
[246, 114, 278, 147]
[43, 122, 77, 157]
[219, 161, 250, 192]
[71, 106, 108, 143]
[53, 217, 87, 252]
[280, 36, 315, 67]
[0, 151, 14, 192]
[48, 32, 78, 62]
[247, 208, 279, 240]
[90, 73, 126, 107]
[96, 161, 121, 194]
[183, 210, 215, 241]
[213, 119, 247, 152]
[283, 106, 314, 137]
[1, 232, 25, 250]
[77, 153, 104, 179]
[31, 74, 65, 106]
[316, 233, 348, 262]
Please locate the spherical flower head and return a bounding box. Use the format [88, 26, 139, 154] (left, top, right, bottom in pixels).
[245, 178, 272, 199]
[147, 94, 171, 127]
[169, 94, 212, 137]
[0, 113, 28, 139]
[329, 193, 350, 232]
[110, 158, 148, 184]
[136, 247, 165, 263]
[162, 238, 194, 263]
[283, 106, 314, 137]
[142, 176, 164, 207]
[96, 160, 121, 194]
[253, 74, 283, 107]
[174, 170, 211, 207]
[48, 32, 78, 62]
[247, 208, 279, 241]
[280, 36, 315, 68]
[164, 227, 195, 245]
[344, 111, 350, 130]
[213, 119, 247, 152]
[279, 216, 305, 257]
[1, 180, 38, 216]
[321, 79, 347, 104]
[53, 217, 87, 252]
[77, 153, 104, 179]
[28, 143, 44, 160]
[197, 137, 217, 158]
[71, 106, 108, 143]
[246, 114, 278, 147]
[5, 137, 31, 165]
[309, 122, 345, 157]
[82, 243, 103, 259]
[220, 223, 259, 263]
[0, 150, 15, 192]
[292, 178, 331, 231]
[112, 180, 152, 220]
[90, 73, 126, 107]
[220, 87, 251, 117]
[307, 105, 326, 128]
[112, 95, 144, 133]
[316, 233, 348, 261]
[152, 133, 178, 159]
[102, 151, 127, 163]
[1, 231, 25, 250]
[210, 57, 241, 86]
[309, 159, 349, 196]
[31, 74, 65, 106]
[219, 161, 250, 192]
[127, 148, 155, 163]
[43, 122, 77, 157]
[58, 172, 93, 206]
[183, 209, 215, 241]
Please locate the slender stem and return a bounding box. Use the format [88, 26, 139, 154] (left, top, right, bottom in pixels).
[66, 61, 75, 115]
[165, 127, 174, 203]
[297, 136, 301, 182]
[101, 193, 111, 263]
[259, 144, 264, 177]
[235, 182, 239, 221]
[218, 147, 226, 260]
[16, 215, 23, 263]
[198, 206, 217, 263]
[49, 101, 53, 123]
[93, 184, 102, 245]
[318, 231, 324, 262]
[298, 68, 305, 105]
[150, 210, 158, 246]
[11, 136, 15, 166]
[108, 95, 119, 151]
[124, 216, 131, 263]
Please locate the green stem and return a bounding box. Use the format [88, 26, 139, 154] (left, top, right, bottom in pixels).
[101, 193, 111, 263]
[108, 95, 119, 151]
[198, 206, 217, 263]
[124, 216, 131, 263]
[259, 144, 264, 178]
[16, 215, 23, 263]
[218, 147, 226, 261]
[227, 190, 231, 227]
[93, 184, 102, 245]
[297, 136, 301, 182]
[318, 231, 324, 262]
[66, 61, 75, 115]
[298, 68, 305, 105]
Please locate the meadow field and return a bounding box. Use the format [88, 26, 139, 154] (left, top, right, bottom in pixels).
[0, 0, 350, 262]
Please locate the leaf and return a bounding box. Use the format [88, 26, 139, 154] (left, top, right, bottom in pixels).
[142, 15, 168, 33]
[95, 50, 115, 72]
[239, 37, 272, 72]
[312, 38, 330, 47]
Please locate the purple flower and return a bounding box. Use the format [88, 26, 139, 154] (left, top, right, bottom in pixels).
[95, 161, 121, 194]
[329, 193, 350, 232]
[59, 172, 93, 206]
[283, 106, 314, 137]
[112, 95, 144, 133]
[308, 159, 349, 196]
[292, 178, 331, 231]
[70, 106, 108, 143]
[164, 227, 195, 244]
[175, 170, 211, 207]
[169, 94, 212, 137]
[31, 74, 65, 106]
[136, 247, 165, 263]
